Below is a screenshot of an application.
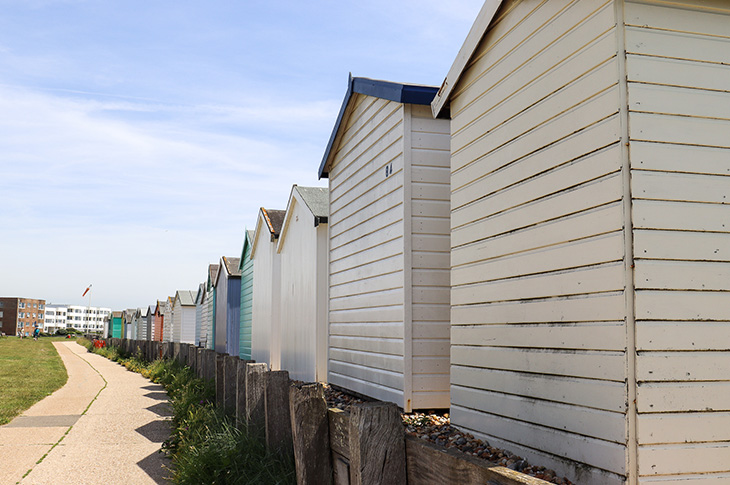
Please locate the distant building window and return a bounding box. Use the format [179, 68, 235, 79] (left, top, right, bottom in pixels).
[33, 303, 37, 308]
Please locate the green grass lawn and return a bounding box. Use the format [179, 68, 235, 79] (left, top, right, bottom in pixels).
[0, 337, 68, 425]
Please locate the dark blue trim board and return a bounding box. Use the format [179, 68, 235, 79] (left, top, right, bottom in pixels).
[318, 74, 439, 179]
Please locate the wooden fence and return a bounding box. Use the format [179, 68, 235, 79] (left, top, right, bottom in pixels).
[105, 338, 548, 485]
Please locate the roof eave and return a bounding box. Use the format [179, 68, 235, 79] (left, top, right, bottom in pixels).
[319, 74, 440, 179]
[431, 0, 504, 118]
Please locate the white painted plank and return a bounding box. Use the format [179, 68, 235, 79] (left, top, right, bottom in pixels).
[638, 412, 730, 445]
[637, 382, 730, 412]
[411, 234, 448, 253]
[451, 345, 626, 381]
[452, 292, 626, 325]
[638, 443, 730, 476]
[452, 385, 626, 443]
[329, 288, 404, 312]
[412, 320, 450, 339]
[412, 314, 450, 329]
[637, 321, 730, 351]
[329, 305, 403, 324]
[629, 82, 730, 121]
[451, 365, 627, 412]
[452, 232, 624, 287]
[412, 287, 448, 305]
[412, 339, 450, 358]
[635, 260, 730, 291]
[411, 182, 449, 202]
[411, 269, 449, 287]
[625, 25, 730, 65]
[412, 199, 449, 219]
[639, 472, 730, 484]
[451, 322, 626, 351]
[633, 230, 730, 263]
[452, 262, 624, 305]
[638, 351, 730, 382]
[329, 322, 402, 339]
[412, 374, 449, 392]
[626, 54, 730, 94]
[625, 1, 730, 38]
[633, 199, 730, 233]
[410, 151, 450, 170]
[411, 215, 449, 237]
[630, 112, 730, 148]
[632, 170, 730, 204]
[630, 141, 730, 177]
[635, 290, 730, 321]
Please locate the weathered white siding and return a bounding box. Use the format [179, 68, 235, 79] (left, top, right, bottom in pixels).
[278, 190, 328, 382]
[408, 105, 451, 409]
[251, 214, 282, 369]
[447, 1, 628, 483]
[624, 1, 730, 482]
[327, 90, 451, 411]
[328, 94, 408, 407]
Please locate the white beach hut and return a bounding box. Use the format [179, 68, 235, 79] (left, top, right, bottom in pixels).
[250, 207, 285, 369]
[173, 290, 197, 345]
[277, 185, 329, 382]
[431, 1, 730, 483]
[318, 76, 451, 411]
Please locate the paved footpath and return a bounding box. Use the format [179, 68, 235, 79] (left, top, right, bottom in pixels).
[0, 341, 171, 484]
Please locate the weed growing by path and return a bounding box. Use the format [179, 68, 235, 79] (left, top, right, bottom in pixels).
[82, 340, 295, 485]
[0, 337, 68, 425]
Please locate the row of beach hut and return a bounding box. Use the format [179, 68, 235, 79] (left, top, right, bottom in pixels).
[114, 1, 730, 483]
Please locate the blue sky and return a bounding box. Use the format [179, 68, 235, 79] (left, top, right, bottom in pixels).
[0, 0, 483, 310]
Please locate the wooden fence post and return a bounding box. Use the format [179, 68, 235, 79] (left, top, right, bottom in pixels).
[223, 355, 238, 416]
[265, 370, 293, 458]
[235, 359, 253, 427]
[204, 349, 216, 381]
[289, 383, 333, 485]
[215, 353, 227, 408]
[245, 363, 269, 437]
[348, 402, 406, 485]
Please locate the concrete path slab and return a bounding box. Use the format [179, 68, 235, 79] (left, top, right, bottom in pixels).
[0, 341, 171, 484]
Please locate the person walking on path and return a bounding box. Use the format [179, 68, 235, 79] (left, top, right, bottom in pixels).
[0, 341, 172, 484]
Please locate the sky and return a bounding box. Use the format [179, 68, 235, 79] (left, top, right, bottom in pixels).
[0, 0, 483, 311]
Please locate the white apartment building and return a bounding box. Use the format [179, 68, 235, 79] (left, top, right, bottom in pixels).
[44, 305, 111, 334]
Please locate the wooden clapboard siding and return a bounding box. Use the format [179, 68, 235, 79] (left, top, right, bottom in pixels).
[409, 104, 450, 409]
[278, 192, 328, 382]
[625, 0, 730, 481]
[328, 94, 407, 407]
[251, 224, 281, 369]
[447, 0, 627, 482]
[239, 236, 253, 360]
[327, 89, 450, 411]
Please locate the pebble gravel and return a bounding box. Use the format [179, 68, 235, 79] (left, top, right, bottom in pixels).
[323, 385, 574, 485]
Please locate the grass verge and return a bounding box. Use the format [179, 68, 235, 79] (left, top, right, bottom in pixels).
[78, 338, 295, 485]
[0, 336, 68, 425]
